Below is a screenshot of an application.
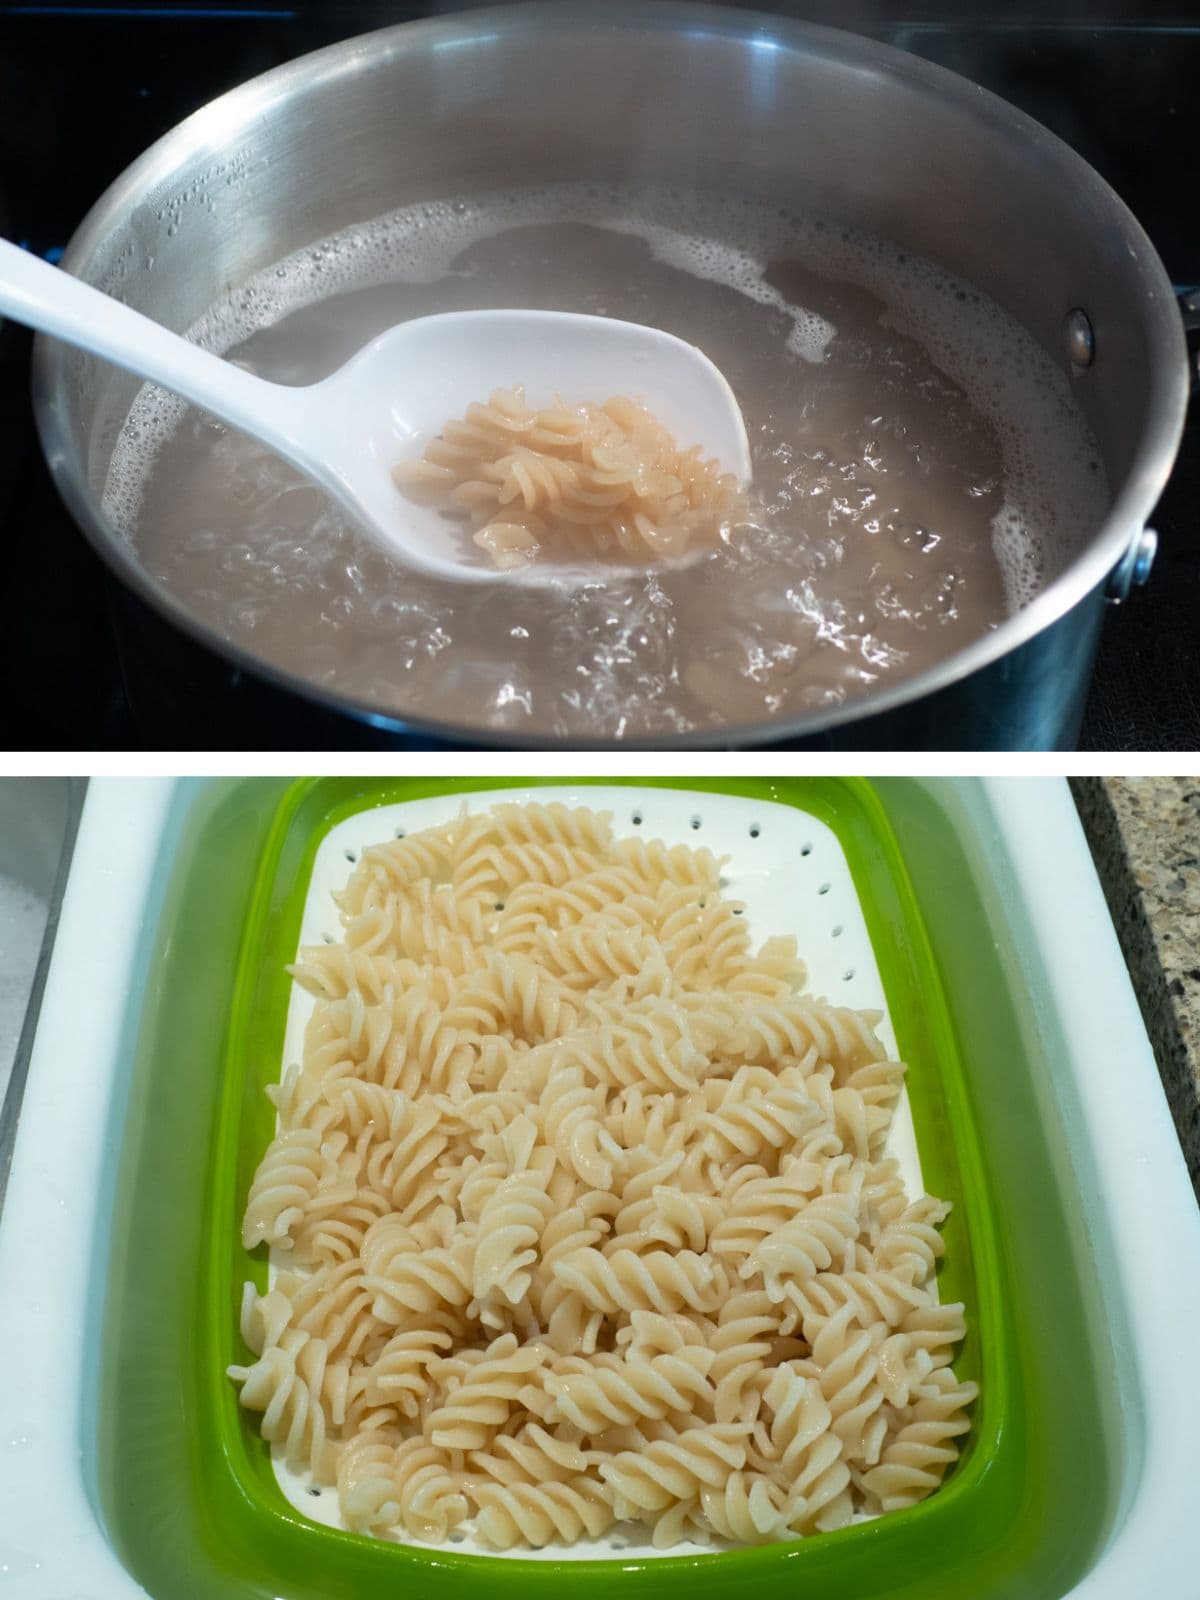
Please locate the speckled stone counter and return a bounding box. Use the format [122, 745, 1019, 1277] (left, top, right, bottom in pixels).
[1071, 777, 1200, 1200]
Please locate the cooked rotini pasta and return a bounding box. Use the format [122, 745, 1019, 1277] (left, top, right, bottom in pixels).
[392, 388, 746, 570]
[230, 800, 976, 1551]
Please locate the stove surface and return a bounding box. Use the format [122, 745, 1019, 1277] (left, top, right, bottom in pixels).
[2, 1, 1196, 750]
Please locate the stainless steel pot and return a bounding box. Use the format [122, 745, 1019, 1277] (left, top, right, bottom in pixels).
[33, 3, 1189, 750]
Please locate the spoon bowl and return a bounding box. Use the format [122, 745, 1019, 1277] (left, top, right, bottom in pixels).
[307, 309, 752, 583]
[1, 240, 751, 584]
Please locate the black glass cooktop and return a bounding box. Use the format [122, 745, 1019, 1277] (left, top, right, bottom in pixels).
[2, 0, 1197, 750]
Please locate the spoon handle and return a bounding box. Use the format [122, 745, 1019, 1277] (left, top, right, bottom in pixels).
[0, 238, 302, 447]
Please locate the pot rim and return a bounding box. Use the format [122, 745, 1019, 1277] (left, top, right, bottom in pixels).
[31, 0, 1191, 749]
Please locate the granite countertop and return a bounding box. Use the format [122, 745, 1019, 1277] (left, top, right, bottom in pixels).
[1072, 777, 1200, 1201]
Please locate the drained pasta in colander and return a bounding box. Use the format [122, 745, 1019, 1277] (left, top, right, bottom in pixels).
[392, 387, 747, 569]
[228, 801, 977, 1550]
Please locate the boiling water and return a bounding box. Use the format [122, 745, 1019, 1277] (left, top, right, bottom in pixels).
[107, 185, 1109, 739]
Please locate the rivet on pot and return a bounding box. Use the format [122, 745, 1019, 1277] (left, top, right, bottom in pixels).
[1106, 526, 1158, 604]
[1065, 308, 1095, 369]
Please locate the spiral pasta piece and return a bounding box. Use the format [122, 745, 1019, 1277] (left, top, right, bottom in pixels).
[811, 1305, 888, 1467]
[361, 1230, 475, 1323]
[787, 1266, 931, 1338]
[699, 1079, 825, 1165]
[570, 1008, 711, 1093]
[470, 1477, 616, 1549]
[860, 1367, 979, 1511]
[357, 1325, 455, 1414]
[613, 1187, 724, 1254]
[681, 993, 885, 1077]
[600, 1424, 750, 1513]
[539, 1067, 623, 1189]
[391, 1437, 471, 1541]
[470, 1422, 591, 1485]
[427, 1335, 546, 1450]
[710, 1290, 778, 1424]
[553, 1247, 727, 1315]
[745, 1192, 862, 1302]
[546, 1347, 715, 1433]
[227, 1327, 340, 1477]
[535, 917, 663, 992]
[700, 1471, 793, 1542]
[473, 1164, 555, 1305]
[341, 830, 452, 905]
[242, 1129, 325, 1249]
[758, 1366, 851, 1530]
[337, 1427, 405, 1532]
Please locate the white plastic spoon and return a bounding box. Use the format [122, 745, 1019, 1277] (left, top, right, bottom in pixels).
[1, 238, 751, 583]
